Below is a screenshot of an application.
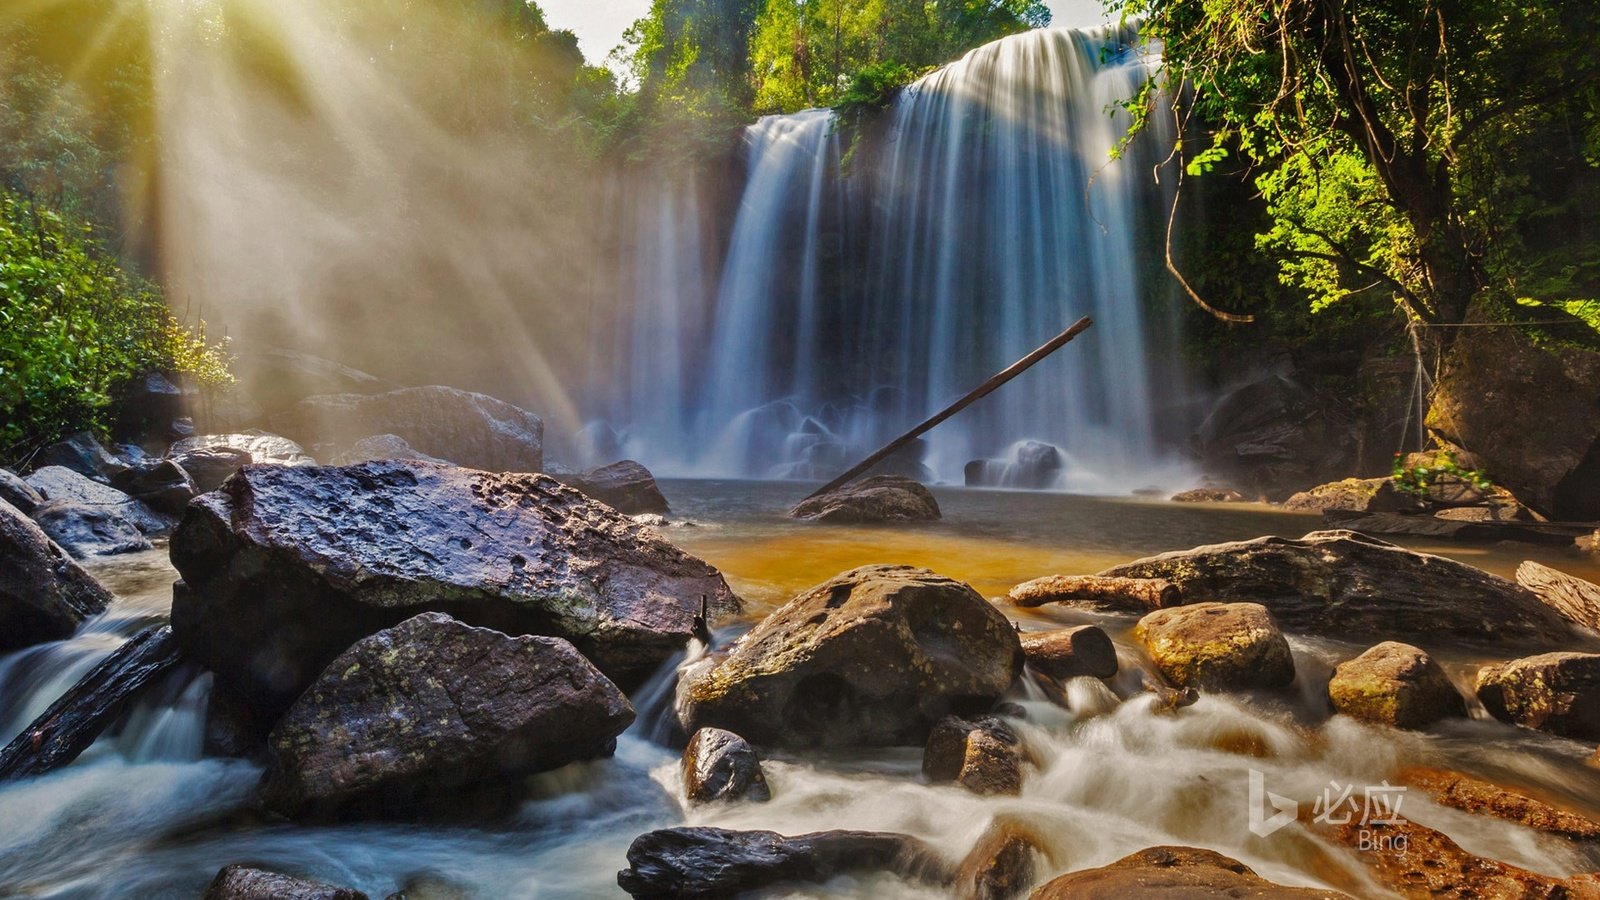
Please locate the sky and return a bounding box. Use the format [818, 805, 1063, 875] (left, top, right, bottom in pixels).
[541, 0, 1113, 67]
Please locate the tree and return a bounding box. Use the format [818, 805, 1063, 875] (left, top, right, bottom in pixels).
[1125, 0, 1600, 335]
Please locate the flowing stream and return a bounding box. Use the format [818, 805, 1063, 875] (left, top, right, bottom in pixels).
[3, 482, 1599, 898]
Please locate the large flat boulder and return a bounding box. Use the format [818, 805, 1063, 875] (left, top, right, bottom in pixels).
[170, 459, 740, 713]
[1030, 846, 1347, 898]
[24, 466, 172, 536]
[263, 613, 633, 819]
[678, 565, 1021, 748]
[273, 385, 543, 473]
[0, 499, 113, 651]
[1101, 531, 1574, 648]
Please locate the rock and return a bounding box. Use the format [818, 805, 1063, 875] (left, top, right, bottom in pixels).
[1281, 478, 1415, 513]
[1029, 846, 1347, 898]
[923, 715, 1025, 795]
[1476, 652, 1600, 740]
[329, 434, 447, 467]
[383, 874, 476, 900]
[788, 475, 940, 523]
[1171, 488, 1248, 503]
[263, 613, 634, 819]
[1399, 766, 1600, 841]
[33, 431, 131, 482]
[274, 385, 543, 473]
[0, 468, 43, 514]
[201, 864, 368, 900]
[1516, 560, 1600, 633]
[1427, 320, 1600, 520]
[24, 466, 172, 536]
[1315, 798, 1590, 898]
[616, 827, 949, 898]
[0, 499, 113, 650]
[964, 441, 1065, 490]
[1326, 642, 1465, 729]
[170, 432, 316, 469]
[957, 818, 1052, 900]
[111, 372, 187, 442]
[31, 501, 153, 557]
[1322, 509, 1581, 545]
[232, 347, 392, 415]
[678, 565, 1021, 748]
[1005, 575, 1178, 612]
[108, 458, 196, 516]
[0, 626, 181, 781]
[1134, 602, 1295, 692]
[171, 460, 739, 713]
[1020, 626, 1118, 680]
[168, 446, 257, 494]
[681, 727, 770, 804]
[558, 460, 670, 515]
[1102, 530, 1574, 647]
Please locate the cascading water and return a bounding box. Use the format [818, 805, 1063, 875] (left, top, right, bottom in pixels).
[600, 24, 1189, 490]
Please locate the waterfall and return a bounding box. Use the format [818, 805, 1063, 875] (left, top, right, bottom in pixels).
[599, 23, 1186, 491]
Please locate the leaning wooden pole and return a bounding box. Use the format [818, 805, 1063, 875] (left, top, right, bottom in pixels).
[801, 316, 1094, 502]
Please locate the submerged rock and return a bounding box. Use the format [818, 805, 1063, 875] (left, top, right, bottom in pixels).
[30, 500, 152, 557]
[1029, 846, 1347, 898]
[263, 613, 634, 819]
[616, 827, 949, 898]
[202, 864, 368, 900]
[1020, 626, 1118, 680]
[329, 434, 447, 467]
[1327, 642, 1465, 730]
[788, 475, 940, 523]
[558, 460, 670, 515]
[1399, 766, 1600, 841]
[922, 714, 1025, 795]
[678, 565, 1021, 748]
[957, 818, 1052, 900]
[681, 727, 770, 805]
[274, 385, 543, 473]
[1103, 531, 1574, 648]
[1476, 652, 1600, 740]
[0, 499, 113, 651]
[1135, 602, 1295, 692]
[170, 460, 739, 713]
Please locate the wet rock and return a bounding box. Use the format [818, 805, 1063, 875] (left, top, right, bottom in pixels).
[1516, 561, 1600, 633]
[201, 864, 368, 900]
[1144, 682, 1201, 713]
[31, 501, 153, 557]
[1427, 320, 1600, 520]
[678, 565, 1021, 748]
[1005, 575, 1178, 613]
[1321, 509, 1579, 545]
[1135, 602, 1295, 692]
[383, 874, 476, 900]
[0, 626, 180, 781]
[1171, 488, 1247, 503]
[263, 612, 634, 819]
[33, 431, 131, 482]
[1327, 642, 1465, 730]
[108, 458, 196, 516]
[171, 460, 739, 713]
[170, 432, 316, 469]
[1476, 652, 1600, 740]
[25, 466, 172, 536]
[788, 475, 940, 523]
[274, 385, 543, 473]
[0, 468, 43, 514]
[1103, 531, 1574, 647]
[1281, 477, 1415, 513]
[964, 441, 1065, 490]
[1020, 626, 1118, 680]
[957, 818, 1052, 900]
[681, 727, 770, 804]
[168, 446, 256, 493]
[558, 460, 670, 515]
[329, 434, 448, 467]
[923, 715, 1025, 795]
[1399, 767, 1600, 841]
[616, 827, 949, 898]
[0, 498, 113, 651]
[111, 372, 187, 442]
[1029, 846, 1347, 898]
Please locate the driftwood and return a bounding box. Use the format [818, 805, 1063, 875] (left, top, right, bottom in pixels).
[1005, 575, 1179, 612]
[1516, 561, 1600, 633]
[0, 625, 181, 781]
[802, 317, 1093, 502]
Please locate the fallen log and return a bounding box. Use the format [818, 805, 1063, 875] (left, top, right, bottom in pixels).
[1516, 561, 1600, 633]
[0, 625, 181, 781]
[1005, 575, 1179, 612]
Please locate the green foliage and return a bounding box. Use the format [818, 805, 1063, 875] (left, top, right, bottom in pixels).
[0, 191, 231, 460]
[1391, 451, 1493, 497]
